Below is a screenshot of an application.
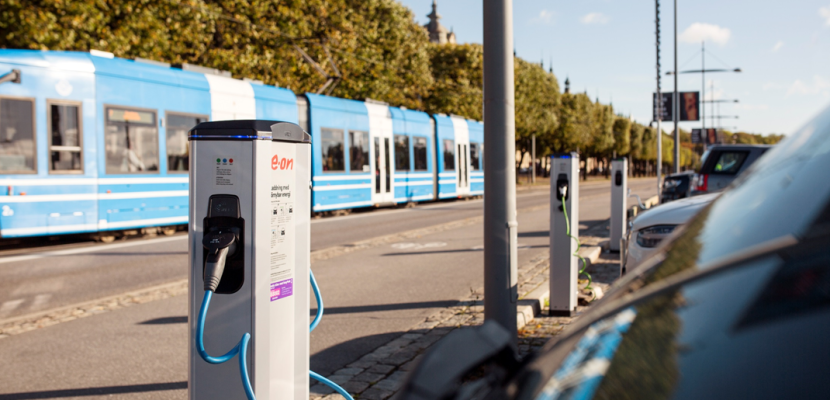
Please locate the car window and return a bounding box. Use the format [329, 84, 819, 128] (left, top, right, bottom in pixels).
[711, 151, 748, 174]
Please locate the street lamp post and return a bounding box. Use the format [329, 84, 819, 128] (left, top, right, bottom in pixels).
[666, 58, 741, 152]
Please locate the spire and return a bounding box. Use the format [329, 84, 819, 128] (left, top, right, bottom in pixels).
[564, 77, 570, 94]
[424, 1, 454, 44]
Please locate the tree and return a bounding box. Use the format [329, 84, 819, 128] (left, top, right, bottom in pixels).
[0, 0, 434, 109]
[612, 115, 632, 157]
[423, 43, 483, 120]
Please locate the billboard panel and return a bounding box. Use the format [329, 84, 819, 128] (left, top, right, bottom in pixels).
[653, 92, 700, 121]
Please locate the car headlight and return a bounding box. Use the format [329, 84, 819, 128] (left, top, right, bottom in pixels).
[636, 225, 677, 248]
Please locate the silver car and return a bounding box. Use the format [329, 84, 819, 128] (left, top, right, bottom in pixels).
[622, 193, 718, 272]
[693, 144, 770, 194]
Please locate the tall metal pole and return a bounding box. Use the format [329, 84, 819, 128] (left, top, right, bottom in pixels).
[673, 0, 679, 173]
[483, 0, 518, 344]
[702, 42, 706, 152]
[655, 0, 662, 201]
[531, 134, 536, 184]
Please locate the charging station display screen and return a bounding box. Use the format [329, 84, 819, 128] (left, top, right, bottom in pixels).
[269, 142, 297, 302]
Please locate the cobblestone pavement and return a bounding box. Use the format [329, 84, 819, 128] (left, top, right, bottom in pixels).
[310, 220, 623, 400]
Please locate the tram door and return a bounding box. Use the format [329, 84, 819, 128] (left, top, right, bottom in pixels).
[451, 117, 471, 197]
[367, 103, 395, 204]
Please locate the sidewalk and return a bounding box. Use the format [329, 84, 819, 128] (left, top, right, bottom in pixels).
[309, 217, 623, 400]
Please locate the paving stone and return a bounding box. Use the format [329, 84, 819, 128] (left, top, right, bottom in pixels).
[360, 387, 395, 400]
[366, 364, 395, 374]
[310, 383, 335, 396]
[340, 380, 370, 394]
[374, 377, 404, 392]
[327, 374, 352, 385]
[352, 372, 386, 383]
[332, 367, 363, 377]
[379, 349, 418, 366]
[346, 360, 377, 369]
[399, 333, 423, 340]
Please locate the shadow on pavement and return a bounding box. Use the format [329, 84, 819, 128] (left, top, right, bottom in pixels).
[139, 316, 188, 325]
[310, 300, 459, 316]
[0, 381, 187, 399]
[311, 331, 408, 380]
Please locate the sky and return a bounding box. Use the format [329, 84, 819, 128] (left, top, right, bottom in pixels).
[396, 0, 830, 136]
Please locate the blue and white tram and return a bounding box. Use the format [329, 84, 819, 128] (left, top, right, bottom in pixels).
[0, 49, 483, 239]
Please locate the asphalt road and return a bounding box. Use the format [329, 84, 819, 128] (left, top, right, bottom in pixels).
[0, 178, 656, 399]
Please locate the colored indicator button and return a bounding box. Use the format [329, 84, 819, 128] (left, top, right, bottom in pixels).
[229, 158, 233, 163]
[216, 158, 221, 162]
[223, 159, 227, 162]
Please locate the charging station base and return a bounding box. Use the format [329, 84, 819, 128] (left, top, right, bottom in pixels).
[549, 309, 576, 317]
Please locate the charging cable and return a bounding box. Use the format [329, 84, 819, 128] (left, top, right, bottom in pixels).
[196, 233, 354, 399]
[309, 269, 355, 400]
[197, 241, 256, 400]
[560, 193, 594, 296]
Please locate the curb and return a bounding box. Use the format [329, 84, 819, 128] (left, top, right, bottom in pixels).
[515, 245, 601, 330]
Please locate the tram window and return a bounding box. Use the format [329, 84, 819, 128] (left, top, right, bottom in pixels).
[0, 97, 36, 173]
[166, 113, 207, 172]
[469, 142, 481, 171]
[443, 139, 455, 171]
[349, 131, 369, 172]
[321, 128, 344, 172]
[48, 102, 83, 173]
[395, 135, 410, 171]
[413, 137, 428, 171]
[105, 107, 159, 174]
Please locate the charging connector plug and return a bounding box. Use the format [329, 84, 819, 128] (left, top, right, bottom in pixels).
[202, 231, 237, 292]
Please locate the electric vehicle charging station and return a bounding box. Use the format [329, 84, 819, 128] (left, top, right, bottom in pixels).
[188, 120, 312, 400]
[609, 158, 628, 253]
[549, 153, 579, 317]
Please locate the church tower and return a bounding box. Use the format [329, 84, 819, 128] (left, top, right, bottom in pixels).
[424, 1, 457, 44]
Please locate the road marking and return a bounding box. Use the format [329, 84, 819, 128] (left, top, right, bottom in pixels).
[0, 299, 24, 318]
[30, 294, 52, 310]
[311, 191, 549, 225]
[390, 242, 447, 251]
[0, 235, 187, 266]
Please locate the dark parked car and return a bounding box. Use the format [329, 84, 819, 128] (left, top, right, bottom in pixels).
[693, 144, 770, 194]
[398, 106, 830, 400]
[660, 170, 695, 202]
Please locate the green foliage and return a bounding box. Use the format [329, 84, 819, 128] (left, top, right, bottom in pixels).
[0, 0, 433, 109]
[423, 43, 483, 120]
[586, 102, 615, 157]
[725, 130, 785, 145]
[0, 0, 759, 168]
[612, 116, 631, 156]
[514, 58, 559, 142]
[629, 123, 645, 159]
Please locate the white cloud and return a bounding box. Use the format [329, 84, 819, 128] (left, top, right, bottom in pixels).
[772, 40, 784, 52]
[820, 6, 830, 26]
[679, 23, 731, 45]
[786, 75, 830, 97]
[532, 9, 554, 24]
[580, 13, 610, 25]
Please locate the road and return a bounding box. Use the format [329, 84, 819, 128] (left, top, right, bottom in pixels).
[0, 178, 656, 399]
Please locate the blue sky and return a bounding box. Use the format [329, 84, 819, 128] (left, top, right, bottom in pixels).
[396, 0, 830, 135]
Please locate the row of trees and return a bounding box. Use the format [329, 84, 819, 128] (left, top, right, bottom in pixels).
[1, 0, 780, 172]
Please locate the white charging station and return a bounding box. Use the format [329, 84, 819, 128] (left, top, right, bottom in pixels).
[188, 120, 311, 400]
[549, 153, 579, 317]
[609, 158, 628, 253]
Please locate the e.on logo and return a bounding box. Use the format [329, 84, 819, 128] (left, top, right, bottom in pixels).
[271, 155, 294, 170]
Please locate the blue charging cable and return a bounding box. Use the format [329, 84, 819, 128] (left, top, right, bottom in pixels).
[196, 290, 256, 400]
[195, 270, 354, 400]
[309, 270, 355, 400]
